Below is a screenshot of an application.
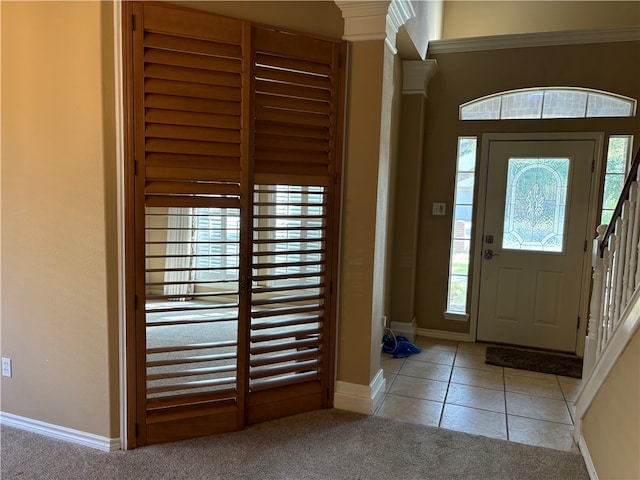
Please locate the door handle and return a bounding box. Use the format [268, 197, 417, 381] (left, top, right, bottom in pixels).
[484, 249, 500, 260]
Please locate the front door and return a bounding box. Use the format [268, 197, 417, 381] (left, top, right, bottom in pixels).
[477, 139, 595, 352]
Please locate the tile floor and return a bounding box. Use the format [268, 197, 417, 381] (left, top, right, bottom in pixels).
[376, 336, 582, 453]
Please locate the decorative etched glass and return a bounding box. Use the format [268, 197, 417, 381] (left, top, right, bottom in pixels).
[502, 158, 570, 253]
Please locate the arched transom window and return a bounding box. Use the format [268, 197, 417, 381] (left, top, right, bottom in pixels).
[460, 87, 637, 120]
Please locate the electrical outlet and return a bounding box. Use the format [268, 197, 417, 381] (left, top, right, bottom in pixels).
[2, 357, 12, 378]
[382, 315, 387, 329]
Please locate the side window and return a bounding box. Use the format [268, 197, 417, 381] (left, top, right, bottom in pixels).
[601, 135, 634, 225]
[445, 137, 477, 319]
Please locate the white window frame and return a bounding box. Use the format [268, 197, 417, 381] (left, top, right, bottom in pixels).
[444, 137, 478, 321]
[460, 87, 637, 121]
[601, 135, 634, 225]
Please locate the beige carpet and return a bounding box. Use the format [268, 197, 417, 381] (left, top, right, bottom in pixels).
[1, 409, 588, 480]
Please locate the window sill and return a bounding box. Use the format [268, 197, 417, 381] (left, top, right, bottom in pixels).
[443, 311, 469, 322]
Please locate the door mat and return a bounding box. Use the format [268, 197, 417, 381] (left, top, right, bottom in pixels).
[485, 346, 583, 378]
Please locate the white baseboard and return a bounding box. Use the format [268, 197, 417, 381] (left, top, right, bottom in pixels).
[333, 369, 386, 415]
[0, 412, 120, 452]
[389, 318, 417, 342]
[416, 328, 473, 343]
[577, 433, 599, 480]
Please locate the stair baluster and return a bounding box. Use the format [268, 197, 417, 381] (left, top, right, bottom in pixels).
[585, 147, 640, 376]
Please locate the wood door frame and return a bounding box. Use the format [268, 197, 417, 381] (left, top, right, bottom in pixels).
[470, 132, 605, 356]
[113, 0, 133, 450]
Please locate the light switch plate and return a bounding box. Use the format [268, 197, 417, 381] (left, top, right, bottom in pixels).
[2, 357, 11, 378]
[432, 203, 446, 216]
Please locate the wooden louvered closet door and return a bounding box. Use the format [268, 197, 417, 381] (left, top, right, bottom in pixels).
[127, 2, 345, 446]
[131, 3, 251, 445]
[247, 26, 344, 424]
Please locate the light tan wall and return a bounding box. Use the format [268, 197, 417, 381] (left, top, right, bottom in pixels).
[1, 1, 118, 436]
[582, 328, 640, 479]
[389, 95, 425, 324]
[443, 1, 640, 39]
[171, 1, 343, 39]
[383, 54, 404, 314]
[337, 40, 385, 385]
[402, 0, 443, 58]
[418, 41, 640, 334]
[337, 40, 402, 385]
[377, 48, 403, 375]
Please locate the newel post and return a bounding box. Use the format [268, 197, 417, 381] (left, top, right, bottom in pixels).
[583, 224, 608, 379]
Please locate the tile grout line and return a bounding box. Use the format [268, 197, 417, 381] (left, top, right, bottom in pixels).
[375, 358, 404, 415]
[507, 412, 574, 426]
[437, 341, 459, 428]
[373, 371, 392, 416]
[555, 374, 576, 427]
[503, 365, 510, 441]
[379, 337, 578, 451]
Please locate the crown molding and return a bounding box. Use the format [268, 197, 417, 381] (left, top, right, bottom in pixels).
[387, 0, 415, 35]
[428, 26, 640, 54]
[335, 0, 416, 53]
[385, 0, 416, 54]
[403, 59, 439, 97]
[335, 1, 390, 42]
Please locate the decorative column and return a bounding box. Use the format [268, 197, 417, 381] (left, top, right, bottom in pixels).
[333, 1, 418, 414]
[336, 1, 415, 53]
[387, 60, 438, 340]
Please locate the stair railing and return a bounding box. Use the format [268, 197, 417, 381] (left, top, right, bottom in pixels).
[585, 146, 640, 376]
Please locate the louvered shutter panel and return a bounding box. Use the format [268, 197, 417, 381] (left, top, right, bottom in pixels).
[133, 3, 250, 444]
[247, 27, 345, 423]
[129, 2, 346, 445]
